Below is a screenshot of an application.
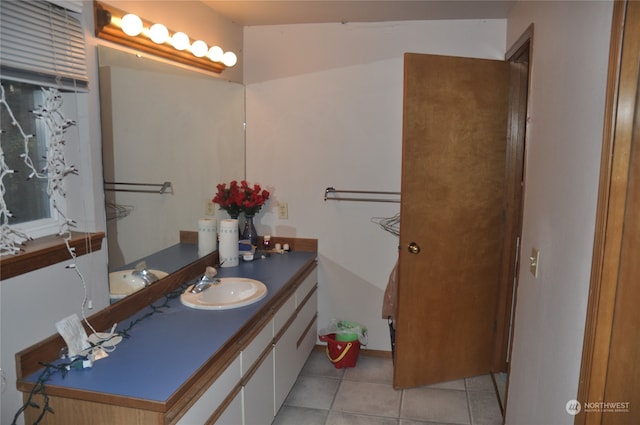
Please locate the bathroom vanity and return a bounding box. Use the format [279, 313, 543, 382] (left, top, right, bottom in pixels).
[15, 238, 318, 425]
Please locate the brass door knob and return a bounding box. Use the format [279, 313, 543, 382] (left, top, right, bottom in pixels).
[408, 242, 421, 254]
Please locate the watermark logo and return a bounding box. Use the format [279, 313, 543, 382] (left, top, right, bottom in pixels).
[584, 401, 630, 413]
[566, 400, 581, 416]
[566, 399, 631, 415]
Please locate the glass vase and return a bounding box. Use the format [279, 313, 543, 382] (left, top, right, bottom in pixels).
[242, 214, 258, 246]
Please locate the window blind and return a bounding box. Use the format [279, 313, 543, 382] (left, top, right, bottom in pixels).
[48, 0, 84, 13]
[0, 0, 89, 91]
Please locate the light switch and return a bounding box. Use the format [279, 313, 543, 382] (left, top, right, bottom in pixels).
[278, 202, 288, 219]
[529, 248, 540, 278]
[205, 200, 215, 215]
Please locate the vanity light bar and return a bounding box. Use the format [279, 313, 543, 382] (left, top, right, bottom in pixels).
[93, 1, 236, 74]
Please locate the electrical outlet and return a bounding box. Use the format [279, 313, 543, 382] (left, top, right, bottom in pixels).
[205, 200, 215, 215]
[278, 202, 288, 219]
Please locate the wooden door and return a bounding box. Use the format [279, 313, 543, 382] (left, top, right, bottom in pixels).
[394, 53, 510, 388]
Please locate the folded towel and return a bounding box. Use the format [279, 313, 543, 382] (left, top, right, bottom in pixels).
[382, 257, 398, 320]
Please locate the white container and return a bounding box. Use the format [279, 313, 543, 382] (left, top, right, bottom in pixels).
[198, 218, 217, 257]
[218, 219, 239, 267]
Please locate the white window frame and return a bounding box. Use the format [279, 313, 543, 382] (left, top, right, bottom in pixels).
[6, 84, 70, 240]
[0, 0, 88, 245]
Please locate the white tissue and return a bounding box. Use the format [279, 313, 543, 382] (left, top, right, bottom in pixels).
[218, 219, 239, 267]
[56, 313, 90, 357]
[198, 218, 217, 257]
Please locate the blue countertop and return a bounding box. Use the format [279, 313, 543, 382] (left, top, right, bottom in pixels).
[28, 250, 316, 403]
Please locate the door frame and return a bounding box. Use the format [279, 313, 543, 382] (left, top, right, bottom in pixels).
[576, 1, 636, 424]
[492, 24, 533, 374]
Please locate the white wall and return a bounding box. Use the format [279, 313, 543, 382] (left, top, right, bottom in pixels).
[505, 2, 613, 424]
[244, 20, 506, 350]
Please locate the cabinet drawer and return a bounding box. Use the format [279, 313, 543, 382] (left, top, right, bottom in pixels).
[274, 288, 318, 413]
[297, 314, 318, 364]
[296, 289, 318, 348]
[241, 319, 273, 376]
[176, 356, 241, 425]
[273, 293, 295, 336]
[295, 269, 317, 307]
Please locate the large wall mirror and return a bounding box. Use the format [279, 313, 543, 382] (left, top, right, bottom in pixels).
[98, 46, 245, 299]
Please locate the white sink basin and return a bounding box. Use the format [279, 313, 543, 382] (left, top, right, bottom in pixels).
[109, 269, 168, 300]
[181, 278, 268, 310]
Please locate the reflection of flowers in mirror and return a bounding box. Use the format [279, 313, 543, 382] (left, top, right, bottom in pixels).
[213, 180, 270, 217]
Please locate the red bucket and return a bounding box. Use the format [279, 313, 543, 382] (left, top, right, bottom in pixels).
[319, 333, 361, 368]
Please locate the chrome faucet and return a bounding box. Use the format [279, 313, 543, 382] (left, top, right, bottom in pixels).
[132, 261, 159, 287]
[190, 266, 220, 294]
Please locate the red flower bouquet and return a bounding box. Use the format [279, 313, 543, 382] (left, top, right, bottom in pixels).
[213, 180, 242, 217]
[213, 180, 270, 217]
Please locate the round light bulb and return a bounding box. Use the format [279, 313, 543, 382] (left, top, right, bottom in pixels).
[207, 46, 224, 62]
[222, 51, 238, 67]
[121, 14, 143, 36]
[191, 40, 208, 57]
[149, 23, 169, 44]
[171, 32, 190, 50]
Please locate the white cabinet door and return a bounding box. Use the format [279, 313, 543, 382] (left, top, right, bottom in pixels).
[273, 320, 300, 414]
[243, 350, 275, 425]
[273, 287, 318, 414]
[177, 356, 241, 425]
[214, 390, 243, 425]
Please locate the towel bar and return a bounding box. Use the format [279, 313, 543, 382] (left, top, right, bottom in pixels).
[104, 181, 173, 194]
[324, 187, 400, 203]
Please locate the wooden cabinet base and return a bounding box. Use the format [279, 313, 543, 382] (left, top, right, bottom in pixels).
[23, 395, 163, 425]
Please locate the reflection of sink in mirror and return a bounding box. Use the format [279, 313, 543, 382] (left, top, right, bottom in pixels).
[181, 278, 267, 310]
[109, 270, 168, 300]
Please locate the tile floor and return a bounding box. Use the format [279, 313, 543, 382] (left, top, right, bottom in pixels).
[273, 351, 504, 425]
